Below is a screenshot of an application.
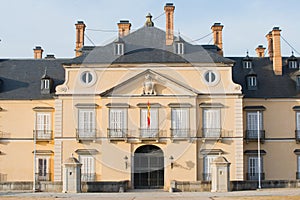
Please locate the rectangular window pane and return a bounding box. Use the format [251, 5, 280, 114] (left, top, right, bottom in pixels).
[247, 112, 263, 130]
[140, 108, 158, 129]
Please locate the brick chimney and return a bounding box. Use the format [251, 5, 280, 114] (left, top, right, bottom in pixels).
[164, 3, 175, 46]
[255, 45, 266, 57]
[271, 27, 282, 75]
[117, 20, 131, 38]
[211, 23, 224, 56]
[33, 46, 43, 59]
[75, 21, 86, 57]
[266, 31, 273, 60]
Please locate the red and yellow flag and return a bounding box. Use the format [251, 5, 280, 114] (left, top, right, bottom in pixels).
[147, 101, 151, 128]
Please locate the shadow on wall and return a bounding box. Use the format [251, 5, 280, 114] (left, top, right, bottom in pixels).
[173, 160, 195, 170]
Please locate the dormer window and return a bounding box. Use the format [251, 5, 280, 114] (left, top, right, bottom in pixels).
[115, 43, 124, 55]
[41, 69, 53, 94]
[243, 51, 252, 69]
[247, 76, 257, 90]
[176, 42, 184, 54]
[288, 51, 298, 69]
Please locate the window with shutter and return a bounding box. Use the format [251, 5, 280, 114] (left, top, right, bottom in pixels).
[203, 155, 217, 181]
[79, 155, 95, 181]
[78, 109, 96, 138]
[203, 109, 221, 137]
[171, 108, 189, 137]
[35, 156, 50, 181]
[246, 111, 263, 139]
[140, 108, 158, 137]
[248, 156, 263, 180]
[36, 113, 51, 139]
[109, 108, 127, 137]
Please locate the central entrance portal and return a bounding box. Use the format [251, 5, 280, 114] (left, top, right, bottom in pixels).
[133, 145, 164, 189]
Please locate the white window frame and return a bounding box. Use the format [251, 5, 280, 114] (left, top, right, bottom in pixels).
[109, 108, 127, 137]
[297, 155, 300, 173]
[203, 108, 221, 137]
[243, 61, 252, 69]
[247, 111, 263, 131]
[115, 43, 124, 55]
[247, 76, 257, 87]
[248, 156, 263, 178]
[289, 60, 298, 69]
[203, 155, 217, 181]
[140, 108, 159, 137]
[35, 155, 50, 180]
[41, 79, 50, 90]
[35, 112, 51, 139]
[79, 155, 95, 181]
[78, 109, 96, 137]
[171, 108, 189, 137]
[176, 42, 184, 54]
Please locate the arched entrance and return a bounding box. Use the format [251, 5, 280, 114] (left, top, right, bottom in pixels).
[133, 145, 164, 189]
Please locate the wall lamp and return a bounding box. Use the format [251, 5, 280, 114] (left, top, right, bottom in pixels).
[169, 156, 174, 169]
[124, 156, 128, 169]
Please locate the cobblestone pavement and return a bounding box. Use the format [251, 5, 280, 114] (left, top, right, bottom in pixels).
[0, 188, 300, 200]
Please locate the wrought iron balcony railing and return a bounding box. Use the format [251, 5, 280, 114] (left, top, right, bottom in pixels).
[35, 173, 51, 181]
[33, 130, 53, 141]
[107, 129, 127, 138]
[76, 129, 97, 141]
[245, 130, 265, 143]
[81, 173, 96, 182]
[202, 128, 222, 138]
[170, 129, 190, 138]
[246, 172, 265, 180]
[139, 128, 160, 139]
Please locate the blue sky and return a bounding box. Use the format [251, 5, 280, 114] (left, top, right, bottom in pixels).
[0, 0, 299, 58]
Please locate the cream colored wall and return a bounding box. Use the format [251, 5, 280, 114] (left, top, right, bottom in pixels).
[244, 99, 300, 180]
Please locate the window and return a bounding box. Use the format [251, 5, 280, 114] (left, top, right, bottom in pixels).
[78, 109, 96, 138]
[243, 61, 252, 69]
[204, 71, 216, 83]
[109, 108, 127, 137]
[203, 155, 217, 181]
[247, 76, 257, 89]
[35, 156, 50, 181]
[297, 156, 300, 179]
[296, 112, 300, 140]
[203, 108, 221, 138]
[115, 43, 124, 55]
[140, 108, 158, 137]
[246, 111, 263, 140]
[289, 61, 298, 69]
[176, 43, 184, 54]
[35, 112, 51, 140]
[171, 108, 189, 137]
[79, 155, 95, 181]
[81, 71, 93, 84]
[296, 75, 300, 87]
[41, 79, 50, 90]
[247, 156, 263, 180]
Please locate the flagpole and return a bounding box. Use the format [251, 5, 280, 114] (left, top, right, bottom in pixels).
[257, 111, 262, 189]
[33, 131, 36, 192]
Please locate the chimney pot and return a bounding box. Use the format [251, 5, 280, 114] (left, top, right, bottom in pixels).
[117, 20, 131, 38]
[45, 54, 55, 59]
[33, 46, 43, 59]
[271, 27, 282, 75]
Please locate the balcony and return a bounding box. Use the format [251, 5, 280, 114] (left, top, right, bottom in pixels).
[35, 173, 51, 181]
[245, 130, 265, 143]
[170, 129, 190, 140]
[202, 128, 222, 139]
[295, 130, 300, 143]
[76, 129, 97, 141]
[81, 173, 96, 182]
[33, 130, 52, 141]
[139, 128, 160, 140]
[202, 173, 212, 181]
[246, 173, 265, 180]
[107, 129, 127, 140]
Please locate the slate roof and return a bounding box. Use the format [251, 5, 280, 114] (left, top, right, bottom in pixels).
[65, 26, 234, 65]
[0, 59, 66, 100]
[230, 57, 300, 98]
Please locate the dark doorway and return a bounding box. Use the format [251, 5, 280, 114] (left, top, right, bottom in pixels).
[133, 145, 164, 189]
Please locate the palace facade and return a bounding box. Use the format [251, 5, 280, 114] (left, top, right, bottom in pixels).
[0, 3, 299, 190]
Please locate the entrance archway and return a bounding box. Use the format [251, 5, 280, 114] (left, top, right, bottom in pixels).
[133, 145, 164, 189]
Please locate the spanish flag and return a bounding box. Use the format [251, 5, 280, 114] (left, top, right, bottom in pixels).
[147, 101, 151, 128]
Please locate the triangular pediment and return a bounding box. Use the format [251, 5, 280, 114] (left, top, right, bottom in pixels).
[101, 69, 199, 97]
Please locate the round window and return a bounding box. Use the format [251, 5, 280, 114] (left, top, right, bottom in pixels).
[80, 71, 96, 86]
[204, 70, 219, 86]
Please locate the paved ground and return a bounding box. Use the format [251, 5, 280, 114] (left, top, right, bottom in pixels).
[1, 188, 300, 200]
